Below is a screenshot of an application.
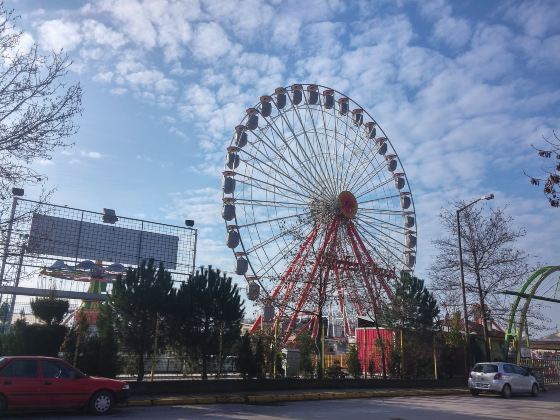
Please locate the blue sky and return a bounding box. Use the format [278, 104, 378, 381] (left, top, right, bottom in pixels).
[8, 0, 560, 329]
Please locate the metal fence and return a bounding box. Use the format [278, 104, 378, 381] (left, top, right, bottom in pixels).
[0, 197, 197, 326]
[520, 357, 560, 384]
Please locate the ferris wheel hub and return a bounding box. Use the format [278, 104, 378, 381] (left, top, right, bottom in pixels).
[337, 191, 358, 219]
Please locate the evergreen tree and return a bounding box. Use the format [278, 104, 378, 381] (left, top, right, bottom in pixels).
[110, 259, 173, 381]
[296, 332, 315, 378]
[30, 294, 69, 325]
[237, 332, 256, 379]
[95, 302, 120, 377]
[326, 360, 344, 379]
[254, 337, 265, 379]
[166, 281, 195, 364]
[382, 272, 440, 378]
[347, 344, 361, 379]
[185, 266, 244, 379]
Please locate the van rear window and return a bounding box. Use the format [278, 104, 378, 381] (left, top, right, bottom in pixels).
[473, 364, 498, 373]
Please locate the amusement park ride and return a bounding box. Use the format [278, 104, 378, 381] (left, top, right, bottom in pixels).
[222, 84, 417, 344]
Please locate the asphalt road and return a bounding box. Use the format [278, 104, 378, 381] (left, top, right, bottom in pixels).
[10, 390, 560, 419]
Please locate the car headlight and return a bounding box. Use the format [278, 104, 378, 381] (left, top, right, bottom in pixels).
[122, 383, 130, 390]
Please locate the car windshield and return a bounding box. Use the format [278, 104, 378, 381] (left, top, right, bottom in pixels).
[473, 364, 498, 373]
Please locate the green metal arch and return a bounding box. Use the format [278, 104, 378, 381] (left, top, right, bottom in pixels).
[504, 265, 560, 362]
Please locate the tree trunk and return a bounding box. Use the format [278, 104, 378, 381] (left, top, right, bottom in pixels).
[217, 322, 223, 378]
[137, 353, 145, 382]
[202, 355, 207, 380]
[474, 262, 491, 361]
[316, 314, 324, 379]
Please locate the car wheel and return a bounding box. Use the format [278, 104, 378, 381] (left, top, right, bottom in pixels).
[89, 390, 114, 415]
[470, 389, 480, 396]
[531, 383, 539, 397]
[501, 384, 512, 399]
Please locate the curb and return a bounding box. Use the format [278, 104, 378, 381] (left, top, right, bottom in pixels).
[117, 388, 469, 408]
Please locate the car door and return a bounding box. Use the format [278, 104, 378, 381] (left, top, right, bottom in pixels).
[41, 360, 90, 408]
[0, 359, 42, 409]
[513, 365, 532, 392]
[503, 364, 520, 392]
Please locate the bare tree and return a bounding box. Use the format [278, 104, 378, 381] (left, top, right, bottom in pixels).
[524, 130, 560, 208]
[429, 203, 530, 359]
[0, 3, 82, 222]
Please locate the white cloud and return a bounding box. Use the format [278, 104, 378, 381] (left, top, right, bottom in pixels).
[37, 159, 54, 166]
[164, 187, 222, 226]
[38, 19, 82, 51]
[433, 15, 471, 49]
[80, 151, 103, 159]
[82, 19, 127, 48]
[502, 0, 560, 38]
[96, 0, 157, 49]
[192, 22, 234, 59]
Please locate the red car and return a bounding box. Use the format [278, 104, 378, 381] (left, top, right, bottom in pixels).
[0, 356, 129, 415]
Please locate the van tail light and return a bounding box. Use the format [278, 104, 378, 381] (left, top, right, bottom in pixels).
[494, 373, 502, 380]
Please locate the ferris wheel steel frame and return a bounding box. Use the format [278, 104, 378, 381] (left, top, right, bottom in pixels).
[222, 84, 417, 342]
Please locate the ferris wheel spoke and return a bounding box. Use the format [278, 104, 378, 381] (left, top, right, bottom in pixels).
[240, 155, 314, 199]
[356, 217, 407, 251]
[300, 96, 339, 196]
[234, 199, 308, 211]
[337, 107, 352, 194]
[359, 207, 405, 216]
[341, 124, 364, 191]
[350, 155, 393, 196]
[357, 214, 409, 236]
[243, 135, 321, 199]
[235, 175, 310, 204]
[359, 194, 401, 205]
[261, 113, 331, 195]
[345, 222, 393, 269]
[356, 213, 410, 232]
[273, 107, 334, 196]
[237, 211, 311, 229]
[353, 223, 403, 267]
[355, 176, 394, 200]
[345, 148, 387, 193]
[256, 232, 315, 285]
[244, 218, 313, 254]
[252, 125, 320, 192]
[286, 97, 337, 197]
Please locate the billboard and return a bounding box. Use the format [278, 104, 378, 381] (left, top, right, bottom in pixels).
[28, 213, 179, 269]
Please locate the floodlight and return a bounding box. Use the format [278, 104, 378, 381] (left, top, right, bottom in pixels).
[102, 208, 118, 224]
[12, 188, 24, 196]
[185, 219, 195, 227]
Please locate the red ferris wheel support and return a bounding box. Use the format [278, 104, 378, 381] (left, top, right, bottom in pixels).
[249, 191, 397, 343]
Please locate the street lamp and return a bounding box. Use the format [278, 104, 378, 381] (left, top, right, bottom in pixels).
[457, 193, 494, 370]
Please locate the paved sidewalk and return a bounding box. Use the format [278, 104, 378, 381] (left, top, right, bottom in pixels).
[119, 387, 470, 407]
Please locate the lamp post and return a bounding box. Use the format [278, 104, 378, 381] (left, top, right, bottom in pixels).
[457, 193, 494, 370]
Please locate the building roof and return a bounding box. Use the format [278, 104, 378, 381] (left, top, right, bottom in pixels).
[536, 331, 560, 342]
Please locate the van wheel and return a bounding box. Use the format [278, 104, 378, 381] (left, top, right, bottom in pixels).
[470, 389, 480, 396]
[89, 390, 114, 415]
[531, 383, 539, 397]
[501, 384, 512, 399]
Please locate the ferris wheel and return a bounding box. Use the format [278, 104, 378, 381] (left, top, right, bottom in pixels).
[222, 84, 416, 341]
